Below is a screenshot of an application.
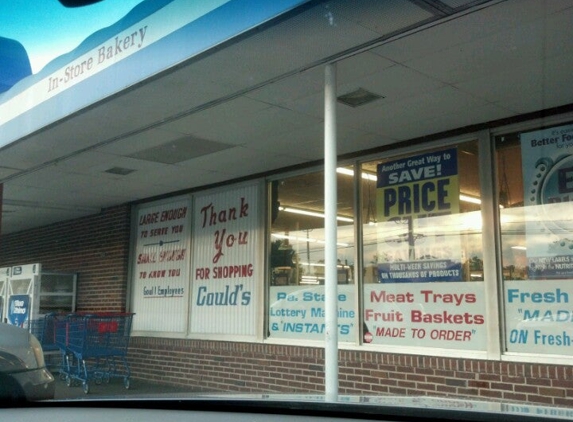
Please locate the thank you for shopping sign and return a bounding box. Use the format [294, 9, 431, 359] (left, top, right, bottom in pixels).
[190, 183, 260, 337]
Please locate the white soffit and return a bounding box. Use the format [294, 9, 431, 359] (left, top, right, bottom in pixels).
[2, 0, 572, 234]
[127, 136, 235, 164]
[158, 96, 274, 144]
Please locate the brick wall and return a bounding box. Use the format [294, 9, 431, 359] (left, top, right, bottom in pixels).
[128, 337, 573, 407]
[0, 205, 131, 311]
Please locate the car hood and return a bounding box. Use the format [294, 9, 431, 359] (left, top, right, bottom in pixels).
[0, 323, 36, 370]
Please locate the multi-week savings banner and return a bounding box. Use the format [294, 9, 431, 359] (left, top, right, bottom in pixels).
[132, 197, 191, 333]
[190, 184, 260, 337]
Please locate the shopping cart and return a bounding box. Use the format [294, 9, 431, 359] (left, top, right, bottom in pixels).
[30, 313, 69, 371]
[30, 313, 67, 352]
[54, 312, 134, 394]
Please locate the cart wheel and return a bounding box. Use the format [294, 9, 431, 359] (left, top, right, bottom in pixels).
[104, 373, 111, 384]
[65, 376, 72, 387]
[124, 377, 130, 390]
[83, 382, 90, 394]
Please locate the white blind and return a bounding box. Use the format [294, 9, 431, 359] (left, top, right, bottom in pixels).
[190, 184, 260, 336]
[132, 197, 191, 333]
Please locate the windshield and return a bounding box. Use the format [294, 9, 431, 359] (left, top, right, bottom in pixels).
[2, 0, 573, 420]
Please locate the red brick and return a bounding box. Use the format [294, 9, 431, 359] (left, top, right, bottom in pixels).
[503, 392, 527, 401]
[553, 397, 573, 407]
[527, 395, 554, 405]
[552, 379, 573, 389]
[416, 383, 437, 391]
[501, 375, 525, 384]
[526, 378, 552, 387]
[538, 387, 566, 398]
[490, 382, 513, 391]
[479, 389, 503, 399]
[468, 380, 489, 389]
[435, 385, 456, 394]
[478, 373, 501, 381]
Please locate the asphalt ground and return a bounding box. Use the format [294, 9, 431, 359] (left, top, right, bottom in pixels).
[44, 350, 195, 400]
[53, 373, 195, 400]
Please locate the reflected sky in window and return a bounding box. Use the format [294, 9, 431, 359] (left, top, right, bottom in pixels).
[1, 0, 143, 73]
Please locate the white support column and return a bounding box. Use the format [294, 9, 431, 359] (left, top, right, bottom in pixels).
[324, 63, 338, 402]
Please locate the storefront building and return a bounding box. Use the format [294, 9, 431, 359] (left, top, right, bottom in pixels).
[2, 0, 573, 407]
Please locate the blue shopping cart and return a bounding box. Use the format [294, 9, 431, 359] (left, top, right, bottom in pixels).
[34, 313, 72, 352]
[30, 313, 69, 371]
[55, 312, 134, 394]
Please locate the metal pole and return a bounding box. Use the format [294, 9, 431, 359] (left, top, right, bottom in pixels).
[324, 63, 338, 402]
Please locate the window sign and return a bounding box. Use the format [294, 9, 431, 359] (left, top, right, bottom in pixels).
[502, 123, 573, 355]
[363, 282, 485, 349]
[520, 124, 573, 280]
[505, 280, 573, 354]
[190, 184, 260, 337]
[8, 294, 29, 327]
[131, 197, 191, 334]
[268, 171, 357, 342]
[363, 144, 487, 351]
[375, 148, 462, 283]
[269, 285, 355, 340]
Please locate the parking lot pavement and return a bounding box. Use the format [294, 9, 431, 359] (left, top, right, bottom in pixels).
[53, 375, 196, 400]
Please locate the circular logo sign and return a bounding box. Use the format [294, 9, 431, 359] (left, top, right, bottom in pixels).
[526, 155, 573, 236]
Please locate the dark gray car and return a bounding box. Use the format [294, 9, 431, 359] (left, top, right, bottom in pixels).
[0, 323, 55, 401]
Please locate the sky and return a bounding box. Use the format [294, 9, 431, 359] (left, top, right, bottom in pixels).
[1, 0, 143, 73]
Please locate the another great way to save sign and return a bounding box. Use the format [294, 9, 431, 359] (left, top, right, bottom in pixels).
[363, 147, 487, 351]
[375, 147, 462, 283]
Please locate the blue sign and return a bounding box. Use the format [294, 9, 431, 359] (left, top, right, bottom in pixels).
[378, 259, 462, 283]
[8, 295, 29, 327]
[377, 148, 458, 188]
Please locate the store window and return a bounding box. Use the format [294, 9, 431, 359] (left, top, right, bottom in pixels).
[497, 122, 573, 356]
[361, 141, 487, 351]
[268, 170, 356, 341]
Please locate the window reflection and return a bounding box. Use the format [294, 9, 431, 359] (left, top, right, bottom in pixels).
[361, 141, 483, 284]
[268, 170, 356, 341]
[497, 122, 573, 356]
[360, 141, 487, 351]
